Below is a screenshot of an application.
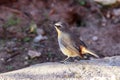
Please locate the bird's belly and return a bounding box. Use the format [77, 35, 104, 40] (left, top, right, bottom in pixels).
[60, 46, 79, 57]
[58, 39, 79, 57]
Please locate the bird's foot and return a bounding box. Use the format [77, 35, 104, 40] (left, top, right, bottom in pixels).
[59, 60, 69, 64]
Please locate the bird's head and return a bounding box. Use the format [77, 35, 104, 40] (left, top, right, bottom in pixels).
[54, 22, 64, 32]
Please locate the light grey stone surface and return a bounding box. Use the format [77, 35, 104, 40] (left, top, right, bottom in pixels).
[0, 56, 120, 80]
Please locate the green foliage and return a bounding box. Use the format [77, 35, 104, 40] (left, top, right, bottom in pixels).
[47, 52, 53, 58]
[77, 0, 86, 6]
[4, 16, 20, 27]
[23, 37, 31, 42]
[6, 65, 13, 70]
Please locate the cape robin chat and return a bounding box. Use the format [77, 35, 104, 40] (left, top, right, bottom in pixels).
[54, 22, 99, 62]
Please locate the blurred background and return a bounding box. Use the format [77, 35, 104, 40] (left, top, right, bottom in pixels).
[0, 0, 120, 73]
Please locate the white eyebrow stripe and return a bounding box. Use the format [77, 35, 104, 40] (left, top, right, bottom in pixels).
[55, 22, 63, 26]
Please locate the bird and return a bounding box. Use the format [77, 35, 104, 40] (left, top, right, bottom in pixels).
[54, 22, 99, 62]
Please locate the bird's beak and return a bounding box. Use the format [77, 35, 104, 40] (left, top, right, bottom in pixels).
[54, 22, 63, 33]
[54, 25, 61, 33]
[54, 25, 58, 30]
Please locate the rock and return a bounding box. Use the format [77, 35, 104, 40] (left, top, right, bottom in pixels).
[113, 9, 120, 16]
[92, 36, 98, 41]
[0, 56, 120, 80]
[36, 28, 45, 35]
[94, 0, 117, 5]
[24, 61, 29, 66]
[24, 56, 29, 60]
[28, 50, 41, 59]
[33, 35, 47, 43]
[0, 58, 4, 61]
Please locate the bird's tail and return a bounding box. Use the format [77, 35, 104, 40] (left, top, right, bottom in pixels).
[80, 46, 99, 58]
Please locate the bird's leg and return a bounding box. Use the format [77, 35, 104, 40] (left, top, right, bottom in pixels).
[60, 56, 70, 63]
[64, 56, 70, 61]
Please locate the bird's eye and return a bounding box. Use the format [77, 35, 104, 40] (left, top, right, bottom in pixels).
[55, 25, 61, 28]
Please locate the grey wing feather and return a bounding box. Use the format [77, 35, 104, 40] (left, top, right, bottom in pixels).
[61, 38, 72, 49]
[79, 40, 87, 48]
[61, 36, 79, 51]
[69, 32, 87, 48]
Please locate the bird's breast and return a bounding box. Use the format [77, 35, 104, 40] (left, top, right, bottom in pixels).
[58, 37, 80, 57]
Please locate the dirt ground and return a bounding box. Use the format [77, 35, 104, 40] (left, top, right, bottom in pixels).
[0, 0, 120, 73]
